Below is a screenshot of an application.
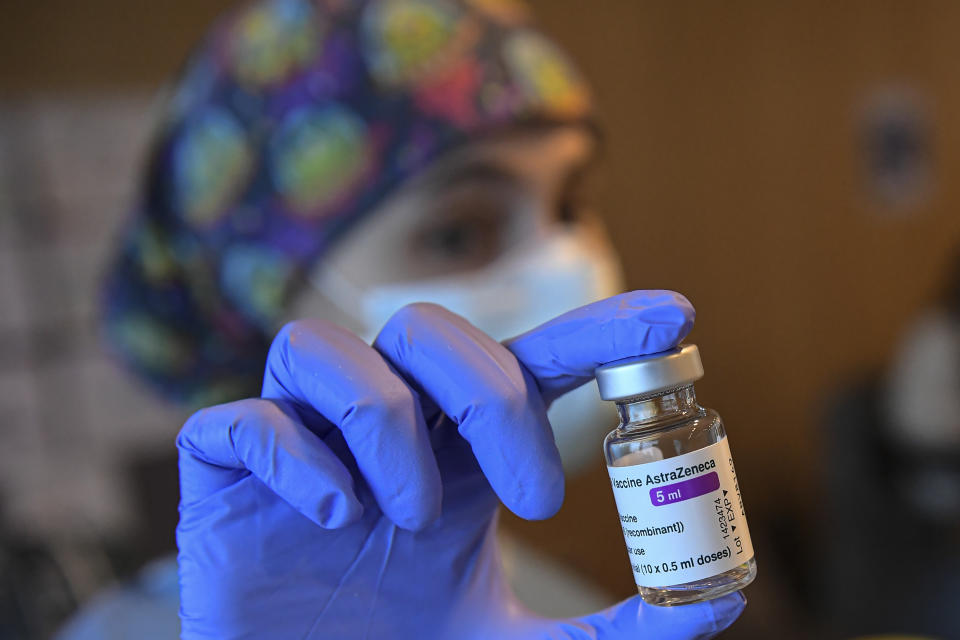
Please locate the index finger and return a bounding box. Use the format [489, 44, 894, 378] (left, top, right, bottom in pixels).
[260, 319, 442, 531]
[504, 290, 695, 403]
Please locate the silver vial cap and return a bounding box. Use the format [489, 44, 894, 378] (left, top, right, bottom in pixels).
[594, 344, 704, 401]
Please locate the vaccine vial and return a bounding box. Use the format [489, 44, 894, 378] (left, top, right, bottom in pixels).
[595, 344, 756, 606]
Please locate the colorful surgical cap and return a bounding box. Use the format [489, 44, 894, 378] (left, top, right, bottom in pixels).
[101, 0, 592, 407]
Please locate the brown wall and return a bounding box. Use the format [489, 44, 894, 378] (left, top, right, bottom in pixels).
[531, 0, 960, 499]
[4, 0, 960, 622]
[0, 1, 235, 92]
[517, 0, 960, 605]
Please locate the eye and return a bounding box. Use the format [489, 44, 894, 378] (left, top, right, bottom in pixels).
[556, 195, 580, 224]
[418, 217, 491, 256]
[413, 207, 504, 265]
[554, 170, 590, 224]
[408, 187, 518, 271]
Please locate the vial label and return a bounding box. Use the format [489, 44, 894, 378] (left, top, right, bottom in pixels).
[607, 436, 754, 587]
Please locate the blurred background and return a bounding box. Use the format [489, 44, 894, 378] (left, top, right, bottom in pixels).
[2, 1, 959, 638]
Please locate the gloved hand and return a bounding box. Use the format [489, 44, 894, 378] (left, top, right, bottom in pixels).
[176, 290, 746, 639]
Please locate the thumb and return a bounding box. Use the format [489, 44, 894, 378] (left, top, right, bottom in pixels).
[505, 290, 695, 405]
[565, 592, 746, 640]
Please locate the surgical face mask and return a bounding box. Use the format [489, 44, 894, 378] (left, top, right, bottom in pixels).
[311, 223, 625, 474]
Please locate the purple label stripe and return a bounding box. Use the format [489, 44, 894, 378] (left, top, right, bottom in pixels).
[649, 471, 720, 506]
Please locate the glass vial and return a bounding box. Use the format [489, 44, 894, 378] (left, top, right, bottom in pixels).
[595, 344, 757, 606]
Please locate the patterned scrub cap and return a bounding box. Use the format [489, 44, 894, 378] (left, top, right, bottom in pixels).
[101, 0, 593, 408]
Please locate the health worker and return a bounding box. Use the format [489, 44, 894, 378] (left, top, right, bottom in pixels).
[59, 0, 746, 637]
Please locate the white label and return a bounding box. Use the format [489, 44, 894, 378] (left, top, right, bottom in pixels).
[607, 436, 754, 587]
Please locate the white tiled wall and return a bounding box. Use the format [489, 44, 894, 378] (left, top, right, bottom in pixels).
[0, 94, 188, 539]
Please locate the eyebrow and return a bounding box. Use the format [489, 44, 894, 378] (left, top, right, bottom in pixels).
[413, 124, 600, 199]
[421, 161, 524, 193]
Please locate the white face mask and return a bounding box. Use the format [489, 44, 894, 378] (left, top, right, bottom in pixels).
[311, 223, 625, 473]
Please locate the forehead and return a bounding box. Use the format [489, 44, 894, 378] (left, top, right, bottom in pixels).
[313, 124, 597, 287]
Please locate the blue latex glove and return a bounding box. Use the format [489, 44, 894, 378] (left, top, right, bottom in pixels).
[177, 290, 746, 639]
